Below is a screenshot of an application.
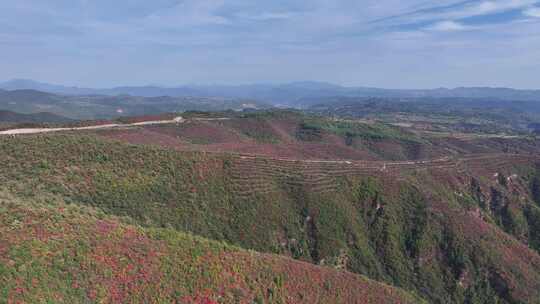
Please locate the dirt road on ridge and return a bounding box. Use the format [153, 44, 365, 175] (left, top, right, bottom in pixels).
[2, 117, 537, 169]
[0, 116, 185, 135]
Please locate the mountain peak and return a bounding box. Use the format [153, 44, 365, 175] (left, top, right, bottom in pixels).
[1, 78, 42, 88]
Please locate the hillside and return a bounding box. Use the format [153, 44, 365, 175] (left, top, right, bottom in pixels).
[97, 111, 540, 161]
[0, 191, 421, 303]
[1, 122, 540, 303]
[308, 97, 540, 134]
[0, 110, 72, 124]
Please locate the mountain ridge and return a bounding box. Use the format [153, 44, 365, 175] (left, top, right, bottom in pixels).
[2, 79, 540, 105]
[0, 110, 72, 124]
[0, 88, 270, 120]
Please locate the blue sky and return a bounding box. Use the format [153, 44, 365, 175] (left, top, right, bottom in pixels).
[1, 0, 540, 89]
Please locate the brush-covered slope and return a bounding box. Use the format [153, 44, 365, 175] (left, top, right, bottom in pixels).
[0, 191, 421, 304]
[98, 111, 540, 161]
[2, 134, 540, 303]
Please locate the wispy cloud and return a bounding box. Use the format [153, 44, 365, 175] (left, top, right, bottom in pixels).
[524, 7, 540, 17]
[1, 0, 540, 88]
[426, 20, 470, 31]
[235, 12, 296, 21]
[377, 0, 540, 32]
[406, 0, 537, 21]
[144, 0, 230, 27]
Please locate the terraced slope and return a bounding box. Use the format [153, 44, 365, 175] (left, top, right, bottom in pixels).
[98, 111, 540, 161]
[2, 133, 540, 303]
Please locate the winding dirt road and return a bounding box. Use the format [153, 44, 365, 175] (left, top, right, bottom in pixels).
[0, 116, 185, 135]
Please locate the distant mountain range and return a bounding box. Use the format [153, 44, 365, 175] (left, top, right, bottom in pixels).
[0, 88, 269, 120]
[2, 79, 540, 106]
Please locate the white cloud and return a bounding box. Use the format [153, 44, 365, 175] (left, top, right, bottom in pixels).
[524, 7, 540, 17]
[144, 0, 229, 27]
[236, 12, 296, 21]
[388, 0, 538, 24]
[2, 0, 540, 88]
[449, 0, 537, 18]
[426, 20, 469, 32]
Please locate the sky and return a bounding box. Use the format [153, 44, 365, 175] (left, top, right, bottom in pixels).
[1, 0, 540, 89]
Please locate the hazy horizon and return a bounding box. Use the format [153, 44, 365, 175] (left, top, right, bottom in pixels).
[2, 78, 540, 91]
[1, 1, 540, 89]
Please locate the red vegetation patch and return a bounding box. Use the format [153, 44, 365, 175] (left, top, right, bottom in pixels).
[0, 199, 422, 304]
[444, 203, 540, 302]
[220, 118, 280, 140]
[60, 119, 116, 128]
[95, 220, 119, 235]
[0, 240, 8, 260]
[98, 119, 379, 160]
[118, 113, 177, 124]
[87, 225, 165, 303]
[181, 295, 219, 304]
[216, 250, 417, 304]
[99, 128, 190, 149]
[266, 119, 300, 143]
[93, 115, 448, 161]
[148, 122, 245, 144]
